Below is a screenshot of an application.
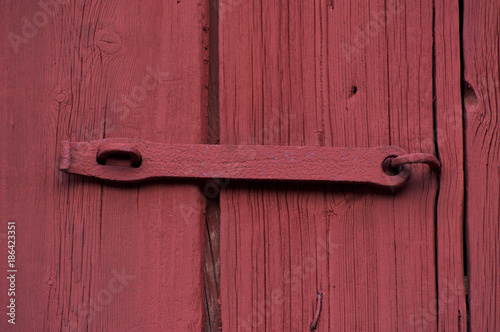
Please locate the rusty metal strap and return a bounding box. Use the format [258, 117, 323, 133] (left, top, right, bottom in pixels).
[390, 153, 441, 170]
[60, 139, 439, 188]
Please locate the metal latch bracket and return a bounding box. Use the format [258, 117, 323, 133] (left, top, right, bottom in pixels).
[60, 138, 439, 188]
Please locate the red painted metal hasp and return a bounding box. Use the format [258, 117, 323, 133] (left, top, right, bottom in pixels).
[60, 139, 439, 188]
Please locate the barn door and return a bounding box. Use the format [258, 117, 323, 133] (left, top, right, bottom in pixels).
[1, 1, 209, 330]
[216, 0, 499, 331]
[2, 0, 499, 332]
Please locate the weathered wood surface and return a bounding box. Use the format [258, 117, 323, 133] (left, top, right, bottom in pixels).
[434, 0, 468, 330]
[462, 0, 500, 330]
[0, 0, 495, 331]
[0, 1, 208, 331]
[218, 0, 466, 330]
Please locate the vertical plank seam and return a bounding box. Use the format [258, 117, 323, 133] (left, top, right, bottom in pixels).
[206, 0, 221, 330]
[431, 1, 442, 330]
[458, 0, 471, 329]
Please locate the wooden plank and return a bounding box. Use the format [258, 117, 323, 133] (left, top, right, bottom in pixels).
[433, 0, 468, 330]
[218, 0, 446, 330]
[462, 0, 500, 330]
[0, 1, 208, 330]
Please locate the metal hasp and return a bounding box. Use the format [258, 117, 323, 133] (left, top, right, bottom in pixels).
[60, 138, 440, 188]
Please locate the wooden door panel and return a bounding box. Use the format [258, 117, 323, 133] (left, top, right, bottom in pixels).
[218, 0, 466, 330]
[1, 0, 494, 331]
[463, 0, 500, 330]
[0, 1, 208, 330]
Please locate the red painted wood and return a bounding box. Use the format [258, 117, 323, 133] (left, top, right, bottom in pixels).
[390, 153, 440, 170]
[0, 1, 208, 331]
[218, 0, 459, 331]
[434, 0, 468, 330]
[0, 0, 492, 331]
[61, 139, 413, 187]
[462, 0, 500, 329]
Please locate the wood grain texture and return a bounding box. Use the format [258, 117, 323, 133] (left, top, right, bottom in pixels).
[462, 0, 500, 330]
[433, 0, 468, 331]
[218, 0, 451, 330]
[0, 0, 208, 330]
